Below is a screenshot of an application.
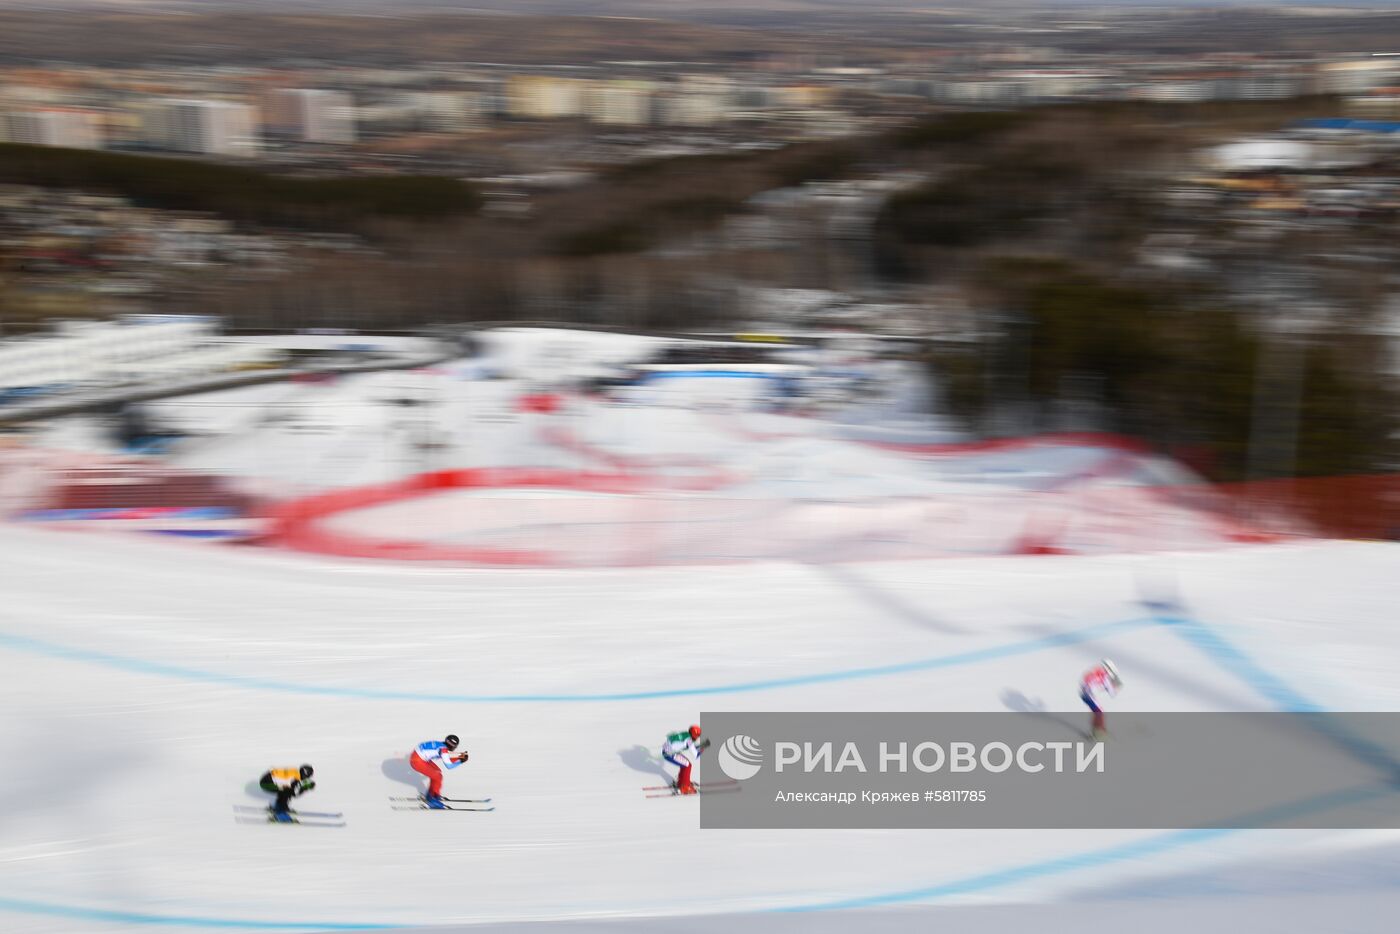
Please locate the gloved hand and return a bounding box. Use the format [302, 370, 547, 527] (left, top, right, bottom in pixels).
[698, 738, 711, 751]
[454, 752, 469, 763]
[298, 780, 316, 794]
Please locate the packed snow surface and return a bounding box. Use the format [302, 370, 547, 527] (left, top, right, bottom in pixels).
[4, 527, 1400, 932]
[4, 327, 1400, 932]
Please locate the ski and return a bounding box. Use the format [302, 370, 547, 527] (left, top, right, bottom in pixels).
[645, 785, 742, 799]
[234, 815, 346, 828]
[233, 805, 344, 819]
[390, 803, 495, 812]
[640, 779, 738, 792]
[387, 795, 491, 804]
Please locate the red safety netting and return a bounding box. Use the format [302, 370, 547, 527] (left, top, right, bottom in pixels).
[270, 467, 722, 566]
[267, 464, 1314, 568]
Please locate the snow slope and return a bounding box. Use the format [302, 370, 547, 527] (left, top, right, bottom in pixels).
[5, 327, 1399, 931]
[4, 524, 1400, 932]
[20, 366, 1249, 561]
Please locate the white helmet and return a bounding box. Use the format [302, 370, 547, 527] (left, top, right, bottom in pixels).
[1101, 659, 1121, 686]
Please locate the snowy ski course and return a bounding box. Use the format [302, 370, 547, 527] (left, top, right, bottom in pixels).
[5, 525, 1400, 932]
[6, 329, 1400, 931]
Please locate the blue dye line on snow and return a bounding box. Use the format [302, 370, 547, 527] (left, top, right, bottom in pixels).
[0, 609, 1391, 928]
[1156, 613, 1323, 713]
[1160, 613, 1400, 781]
[783, 604, 1392, 916]
[781, 828, 1231, 911]
[5, 782, 1393, 929]
[0, 897, 393, 930]
[781, 781, 1396, 912]
[0, 615, 1158, 704]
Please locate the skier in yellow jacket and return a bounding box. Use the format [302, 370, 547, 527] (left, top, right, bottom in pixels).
[259, 765, 315, 822]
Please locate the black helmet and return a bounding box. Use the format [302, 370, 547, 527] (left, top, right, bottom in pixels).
[444, 734, 460, 751]
[299, 764, 314, 780]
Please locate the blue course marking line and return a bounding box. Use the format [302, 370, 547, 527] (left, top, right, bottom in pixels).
[0, 610, 1386, 929]
[780, 586, 1387, 924]
[0, 616, 1159, 703]
[0, 896, 392, 931]
[3, 785, 1393, 931]
[4, 784, 1388, 928]
[1158, 613, 1400, 780]
[1155, 613, 1323, 713]
[781, 828, 1233, 912]
[779, 781, 1396, 913]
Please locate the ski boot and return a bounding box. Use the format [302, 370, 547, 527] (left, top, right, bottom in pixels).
[423, 794, 447, 810]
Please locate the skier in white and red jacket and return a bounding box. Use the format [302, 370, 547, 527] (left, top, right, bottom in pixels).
[409, 734, 468, 808]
